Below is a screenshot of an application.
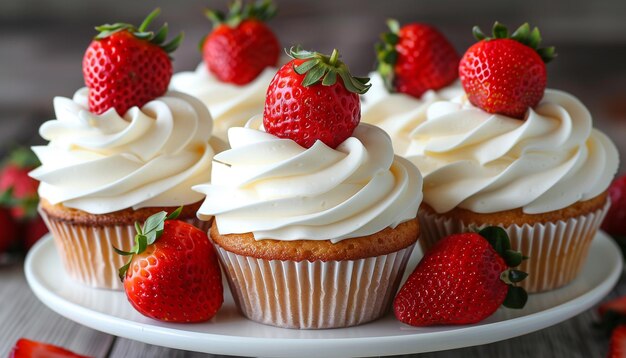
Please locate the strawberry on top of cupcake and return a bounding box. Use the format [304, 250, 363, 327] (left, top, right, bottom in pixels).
[29, 9, 217, 290]
[170, 0, 280, 142]
[361, 19, 463, 154]
[407, 22, 619, 292]
[194, 47, 423, 329]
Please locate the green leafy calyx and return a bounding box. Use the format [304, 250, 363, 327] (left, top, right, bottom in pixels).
[94, 8, 183, 54]
[205, 0, 276, 29]
[478, 226, 529, 309]
[288, 46, 371, 95]
[375, 19, 401, 92]
[473, 22, 556, 63]
[113, 206, 182, 282]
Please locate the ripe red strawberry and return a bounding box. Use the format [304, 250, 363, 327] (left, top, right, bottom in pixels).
[0, 208, 18, 254]
[24, 216, 48, 250]
[459, 22, 556, 119]
[115, 208, 223, 322]
[376, 19, 459, 99]
[600, 296, 626, 318]
[263, 46, 370, 149]
[202, 0, 280, 85]
[83, 9, 183, 115]
[0, 147, 40, 220]
[394, 227, 528, 326]
[602, 174, 626, 239]
[609, 325, 626, 358]
[9, 338, 90, 358]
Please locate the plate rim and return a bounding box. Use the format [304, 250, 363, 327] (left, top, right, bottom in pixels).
[25, 232, 623, 357]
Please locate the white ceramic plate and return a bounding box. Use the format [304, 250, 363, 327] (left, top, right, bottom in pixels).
[25, 232, 622, 357]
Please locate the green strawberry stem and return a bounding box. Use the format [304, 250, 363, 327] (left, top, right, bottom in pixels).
[94, 8, 183, 54]
[205, 0, 277, 28]
[472, 22, 556, 63]
[375, 18, 401, 92]
[113, 206, 183, 282]
[478, 226, 529, 309]
[288, 46, 371, 94]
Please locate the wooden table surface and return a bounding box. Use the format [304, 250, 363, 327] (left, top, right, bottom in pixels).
[0, 247, 622, 358]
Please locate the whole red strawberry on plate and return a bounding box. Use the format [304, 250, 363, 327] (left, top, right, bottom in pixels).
[394, 227, 528, 326]
[9, 338, 91, 358]
[83, 8, 183, 115]
[263, 46, 370, 149]
[115, 207, 223, 323]
[202, 0, 280, 85]
[376, 19, 459, 99]
[459, 22, 556, 119]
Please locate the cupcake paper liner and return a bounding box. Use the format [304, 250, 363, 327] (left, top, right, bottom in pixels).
[417, 201, 610, 293]
[40, 209, 211, 290]
[214, 242, 416, 329]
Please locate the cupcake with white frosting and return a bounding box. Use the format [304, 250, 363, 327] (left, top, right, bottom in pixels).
[408, 23, 620, 292]
[170, 0, 280, 143]
[29, 12, 217, 290]
[194, 47, 423, 329]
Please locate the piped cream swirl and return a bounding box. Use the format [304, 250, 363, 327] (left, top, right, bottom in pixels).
[170, 63, 275, 142]
[405, 89, 619, 214]
[361, 72, 463, 154]
[30, 88, 215, 214]
[194, 119, 423, 242]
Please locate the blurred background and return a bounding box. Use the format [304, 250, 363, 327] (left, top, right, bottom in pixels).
[1, 0, 625, 172]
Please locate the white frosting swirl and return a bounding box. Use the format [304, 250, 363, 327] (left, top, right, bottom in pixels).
[361, 72, 463, 154]
[30, 88, 215, 214]
[170, 63, 275, 142]
[194, 119, 423, 242]
[405, 89, 619, 214]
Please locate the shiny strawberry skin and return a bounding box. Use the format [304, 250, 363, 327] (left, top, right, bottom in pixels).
[0, 208, 17, 253]
[459, 38, 546, 119]
[203, 19, 279, 85]
[124, 220, 223, 323]
[9, 338, 90, 358]
[609, 325, 626, 358]
[394, 233, 509, 326]
[602, 175, 626, 237]
[263, 59, 360, 149]
[394, 24, 459, 98]
[83, 30, 172, 116]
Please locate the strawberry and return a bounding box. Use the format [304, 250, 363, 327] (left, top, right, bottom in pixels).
[0, 147, 40, 220]
[596, 295, 626, 334]
[602, 174, 626, 240]
[376, 19, 459, 99]
[609, 325, 626, 358]
[9, 338, 90, 358]
[202, 0, 280, 85]
[115, 207, 223, 323]
[263, 46, 370, 149]
[394, 227, 528, 326]
[0, 207, 17, 254]
[24, 216, 48, 250]
[459, 22, 556, 119]
[83, 9, 183, 115]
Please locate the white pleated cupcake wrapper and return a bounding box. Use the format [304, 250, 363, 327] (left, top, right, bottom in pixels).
[39, 209, 211, 290]
[214, 243, 416, 329]
[417, 201, 610, 293]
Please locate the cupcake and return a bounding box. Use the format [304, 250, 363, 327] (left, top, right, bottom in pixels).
[406, 23, 620, 292]
[361, 19, 462, 154]
[194, 48, 423, 329]
[29, 11, 217, 290]
[170, 0, 280, 142]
